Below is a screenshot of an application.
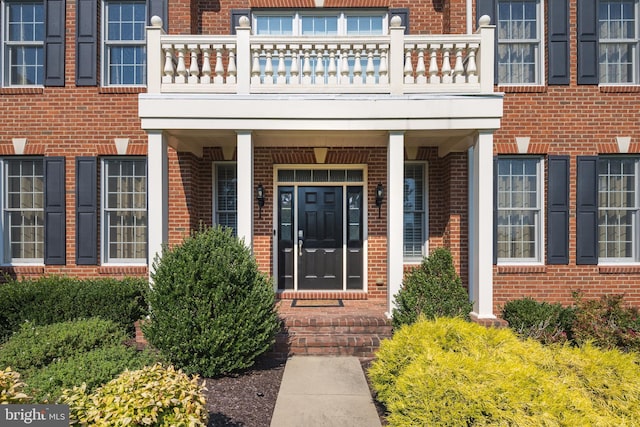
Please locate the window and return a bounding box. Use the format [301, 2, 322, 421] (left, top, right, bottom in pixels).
[214, 164, 237, 235]
[598, 157, 639, 261]
[103, 1, 146, 86]
[1, 158, 44, 263]
[496, 157, 543, 262]
[253, 11, 386, 36]
[2, 0, 44, 86]
[404, 163, 427, 261]
[497, 0, 542, 84]
[599, 0, 639, 84]
[102, 158, 147, 263]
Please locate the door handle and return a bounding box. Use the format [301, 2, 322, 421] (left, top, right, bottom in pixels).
[298, 239, 303, 256]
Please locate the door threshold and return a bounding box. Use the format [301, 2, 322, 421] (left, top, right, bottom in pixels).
[276, 290, 368, 300]
[291, 299, 344, 308]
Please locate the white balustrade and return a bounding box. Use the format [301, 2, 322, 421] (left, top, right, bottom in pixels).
[148, 17, 493, 94]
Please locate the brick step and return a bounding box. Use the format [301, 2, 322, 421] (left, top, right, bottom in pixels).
[269, 315, 392, 359]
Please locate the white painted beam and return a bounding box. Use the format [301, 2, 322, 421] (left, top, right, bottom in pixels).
[387, 131, 405, 316]
[147, 131, 168, 277]
[236, 131, 253, 248]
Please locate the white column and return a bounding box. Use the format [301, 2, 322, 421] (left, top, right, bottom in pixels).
[388, 16, 405, 95]
[477, 16, 496, 94]
[147, 130, 168, 276]
[146, 16, 164, 94]
[235, 16, 251, 95]
[387, 131, 405, 316]
[470, 131, 495, 319]
[236, 131, 253, 248]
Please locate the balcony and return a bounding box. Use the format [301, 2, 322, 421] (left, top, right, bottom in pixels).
[146, 15, 496, 96]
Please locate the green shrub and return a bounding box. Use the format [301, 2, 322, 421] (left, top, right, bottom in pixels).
[62, 364, 208, 426]
[144, 226, 280, 377]
[0, 318, 128, 371]
[25, 345, 161, 403]
[0, 367, 31, 404]
[0, 276, 147, 341]
[502, 297, 574, 344]
[572, 292, 640, 352]
[391, 247, 472, 328]
[369, 317, 640, 426]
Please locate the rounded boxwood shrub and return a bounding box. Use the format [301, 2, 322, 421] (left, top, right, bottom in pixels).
[62, 364, 208, 426]
[144, 226, 280, 377]
[392, 247, 472, 329]
[502, 297, 575, 344]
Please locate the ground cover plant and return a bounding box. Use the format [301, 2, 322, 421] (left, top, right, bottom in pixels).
[144, 225, 280, 377]
[369, 317, 640, 426]
[392, 247, 472, 328]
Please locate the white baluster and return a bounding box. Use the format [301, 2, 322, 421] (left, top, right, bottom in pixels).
[276, 44, 287, 85]
[162, 44, 174, 84]
[264, 45, 274, 85]
[441, 44, 452, 84]
[340, 46, 350, 85]
[289, 45, 300, 85]
[365, 45, 375, 84]
[201, 45, 212, 84]
[327, 45, 338, 85]
[378, 44, 388, 84]
[453, 44, 465, 83]
[188, 44, 200, 84]
[215, 45, 226, 84]
[175, 45, 187, 84]
[429, 44, 440, 84]
[404, 46, 414, 84]
[353, 45, 363, 85]
[226, 46, 236, 84]
[302, 45, 312, 85]
[466, 43, 478, 83]
[315, 46, 325, 85]
[415, 44, 427, 84]
[251, 46, 261, 85]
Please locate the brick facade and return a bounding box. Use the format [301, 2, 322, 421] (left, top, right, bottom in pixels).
[1, 0, 639, 317]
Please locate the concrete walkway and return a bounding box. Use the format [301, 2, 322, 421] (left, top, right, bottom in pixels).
[270, 356, 382, 427]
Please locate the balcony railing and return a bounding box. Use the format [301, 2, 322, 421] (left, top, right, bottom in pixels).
[146, 15, 495, 96]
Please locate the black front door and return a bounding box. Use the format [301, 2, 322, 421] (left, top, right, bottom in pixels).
[297, 186, 343, 290]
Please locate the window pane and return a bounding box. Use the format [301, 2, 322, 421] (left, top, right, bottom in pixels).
[216, 165, 237, 235]
[105, 1, 147, 85]
[497, 0, 539, 84]
[404, 164, 425, 258]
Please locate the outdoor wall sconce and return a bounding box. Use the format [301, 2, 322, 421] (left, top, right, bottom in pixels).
[375, 183, 384, 218]
[257, 183, 265, 218]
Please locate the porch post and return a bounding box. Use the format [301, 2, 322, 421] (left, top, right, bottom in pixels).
[147, 130, 168, 276]
[387, 131, 405, 316]
[236, 131, 253, 248]
[470, 131, 495, 319]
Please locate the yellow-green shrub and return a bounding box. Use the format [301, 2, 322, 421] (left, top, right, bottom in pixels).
[61, 364, 208, 426]
[0, 367, 31, 404]
[369, 317, 640, 426]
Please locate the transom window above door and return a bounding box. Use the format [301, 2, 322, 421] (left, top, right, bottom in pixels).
[253, 11, 387, 36]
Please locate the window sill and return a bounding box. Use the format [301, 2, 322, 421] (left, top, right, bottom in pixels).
[98, 265, 148, 275]
[0, 87, 44, 95]
[598, 265, 640, 274]
[496, 265, 546, 274]
[599, 85, 640, 93]
[498, 85, 546, 93]
[99, 86, 147, 94]
[0, 265, 45, 275]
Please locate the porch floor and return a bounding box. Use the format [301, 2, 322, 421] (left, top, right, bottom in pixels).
[270, 299, 392, 359]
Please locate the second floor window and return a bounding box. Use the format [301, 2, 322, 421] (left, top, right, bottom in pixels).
[497, 0, 541, 84]
[3, 0, 44, 86]
[253, 11, 386, 36]
[599, 0, 639, 84]
[103, 1, 146, 86]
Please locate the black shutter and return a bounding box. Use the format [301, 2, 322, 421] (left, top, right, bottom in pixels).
[548, 0, 570, 85]
[389, 8, 409, 34]
[44, 157, 66, 265]
[547, 156, 569, 264]
[44, 0, 65, 86]
[76, 0, 97, 86]
[577, 0, 599, 84]
[476, 0, 497, 85]
[230, 9, 251, 35]
[76, 157, 98, 265]
[576, 156, 599, 264]
[493, 156, 498, 265]
[147, 0, 168, 31]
